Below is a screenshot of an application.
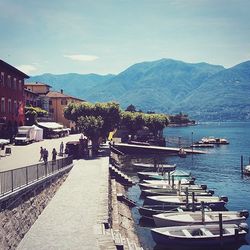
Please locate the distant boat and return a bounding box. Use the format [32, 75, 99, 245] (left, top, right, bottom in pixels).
[144, 195, 228, 210]
[243, 165, 250, 176]
[151, 223, 248, 247]
[132, 162, 176, 171]
[197, 137, 229, 145]
[191, 143, 214, 148]
[153, 210, 249, 227]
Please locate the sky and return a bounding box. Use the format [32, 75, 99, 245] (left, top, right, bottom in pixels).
[0, 0, 249, 75]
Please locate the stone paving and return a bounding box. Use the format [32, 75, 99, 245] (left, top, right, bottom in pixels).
[0, 134, 82, 171]
[17, 156, 113, 250]
[0, 135, 115, 249]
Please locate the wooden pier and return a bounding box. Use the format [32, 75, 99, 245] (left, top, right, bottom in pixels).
[111, 143, 206, 155]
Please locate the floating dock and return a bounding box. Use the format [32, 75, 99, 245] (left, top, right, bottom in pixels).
[111, 143, 206, 155]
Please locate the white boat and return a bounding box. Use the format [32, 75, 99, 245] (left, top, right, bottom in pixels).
[138, 182, 206, 190]
[144, 195, 228, 210]
[132, 162, 176, 171]
[151, 223, 248, 247]
[153, 210, 249, 227]
[244, 165, 250, 176]
[141, 188, 214, 197]
[143, 179, 194, 185]
[137, 169, 191, 181]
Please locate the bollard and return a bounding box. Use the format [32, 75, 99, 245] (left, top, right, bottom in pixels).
[234, 228, 239, 242]
[219, 213, 223, 248]
[241, 155, 244, 176]
[185, 187, 189, 208]
[178, 180, 181, 195]
[192, 192, 195, 212]
[171, 175, 175, 188]
[201, 201, 205, 224]
[168, 172, 170, 185]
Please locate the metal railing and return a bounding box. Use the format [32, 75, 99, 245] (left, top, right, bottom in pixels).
[0, 156, 73, 197]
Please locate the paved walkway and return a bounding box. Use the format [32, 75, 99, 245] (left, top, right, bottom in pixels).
[17, 156, 113, 250]
[0, 134, 82, 171]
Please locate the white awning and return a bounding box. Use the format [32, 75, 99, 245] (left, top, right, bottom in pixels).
[37, 122, 64, 130]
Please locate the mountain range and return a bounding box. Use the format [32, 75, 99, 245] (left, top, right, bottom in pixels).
[26, 59, 250, 121]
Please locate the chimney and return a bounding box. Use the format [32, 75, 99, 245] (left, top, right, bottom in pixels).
[61, 89, 63, 94]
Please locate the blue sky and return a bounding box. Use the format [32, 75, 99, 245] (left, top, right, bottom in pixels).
[0, 0, 249, 75]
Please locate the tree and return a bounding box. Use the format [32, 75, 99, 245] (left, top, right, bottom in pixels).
[125, 104, 136, 112]
[64, 101, 121, 153]
[144, 114, 169, 137]
[25, 106, 48, 126]
[120, 111, 145, 139]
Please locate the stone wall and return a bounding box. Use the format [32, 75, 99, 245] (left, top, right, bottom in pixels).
[0, 173, 68, 250]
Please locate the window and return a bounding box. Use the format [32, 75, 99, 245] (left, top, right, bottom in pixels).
[50, 108, 54, 113]
[49, 100, 52, 105]
[61, 99, 68, 105]
[19, 80, 22, 91]
[0, 72, 4, 86]
[1, 97, 5, 112]
[14, 100, 17, 114]
[13, 78, 17, 89]
[8, 99, 12, 113]
[7, 75, 11, 88]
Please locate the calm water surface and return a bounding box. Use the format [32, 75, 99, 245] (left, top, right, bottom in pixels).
[125, 122, 250, 250]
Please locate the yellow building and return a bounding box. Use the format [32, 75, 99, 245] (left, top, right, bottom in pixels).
[46, 90, 85, 128]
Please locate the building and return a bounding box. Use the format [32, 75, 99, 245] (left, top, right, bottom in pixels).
[24, 82, 51, 113]
[24, 88, 39, 107]
[0, 59, 29, 139]
[46, 90, 85, 128]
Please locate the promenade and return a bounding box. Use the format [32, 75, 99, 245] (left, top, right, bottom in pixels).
[0, 135, 115, 249]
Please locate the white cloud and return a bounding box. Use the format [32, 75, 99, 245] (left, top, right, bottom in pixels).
[64, 54, 99, 62]
[16, 64, 37, 75]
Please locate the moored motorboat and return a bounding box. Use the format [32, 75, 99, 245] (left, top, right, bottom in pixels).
[141, 188, 214, 197]
[151, 223, 248, 247]
[137, 169, 191, 181]
[243, 165, 250, 176]
[144, 195, 228, 210]
[138, 204, 212, 219]
[132, 162, 176, 171]
[138, 182, 207, 190]
[153, 210, 249, 227]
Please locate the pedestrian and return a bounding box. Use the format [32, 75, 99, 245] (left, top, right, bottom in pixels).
[39, 146, 43, 161]
[43, 148, 48, 164]
[60, 142, 64, 156]
[52, 148, 57, 161]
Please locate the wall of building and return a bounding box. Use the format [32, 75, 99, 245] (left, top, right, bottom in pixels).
[0, 62, 27, 138]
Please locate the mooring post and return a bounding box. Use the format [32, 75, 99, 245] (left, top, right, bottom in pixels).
[241, 155, 244, 176]
[192, 192, 195, 212]
[171, 175, 175, 188]
[219, 213, 223, 247]
[168, 172, 170, 185]
[201, 201, 205, 224]
[185, 187, 189, 208]
[234, 228, 239, 242]
[178, 180, 181, 195]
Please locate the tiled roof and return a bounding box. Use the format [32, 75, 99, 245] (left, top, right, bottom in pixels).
[46, 91, 85, 101]
[25, 82, 52, 88]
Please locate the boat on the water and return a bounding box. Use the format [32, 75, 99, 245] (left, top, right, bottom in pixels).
[197, 137, 229, 145]
[243, 165, 250, 176]
[153, 210, 249, 227]
[139, 182, 207, 190]
[191, 143, 214, 148]
[141, 188, 214, 197]
[144, 195, 228, 210]
[137, 169, 191, 181]
[138, 204, 212, 219]
[132, 162, 176, 171]
[151, 223, 248, 247]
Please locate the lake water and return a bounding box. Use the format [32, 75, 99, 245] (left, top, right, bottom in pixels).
[124, 122, 250, 250]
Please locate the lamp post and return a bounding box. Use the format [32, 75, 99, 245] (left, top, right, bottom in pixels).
[178, 136, 181, 148]
[191, 132, 194, 159]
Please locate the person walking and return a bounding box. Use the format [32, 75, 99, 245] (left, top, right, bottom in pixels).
[52, 148, 57, 161]
[39, 146, 43, 161]
[60, 142, 64, 156]
[43, 148, 48, 164]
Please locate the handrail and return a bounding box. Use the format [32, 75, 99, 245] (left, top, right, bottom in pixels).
[0, 155, 73, 197]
